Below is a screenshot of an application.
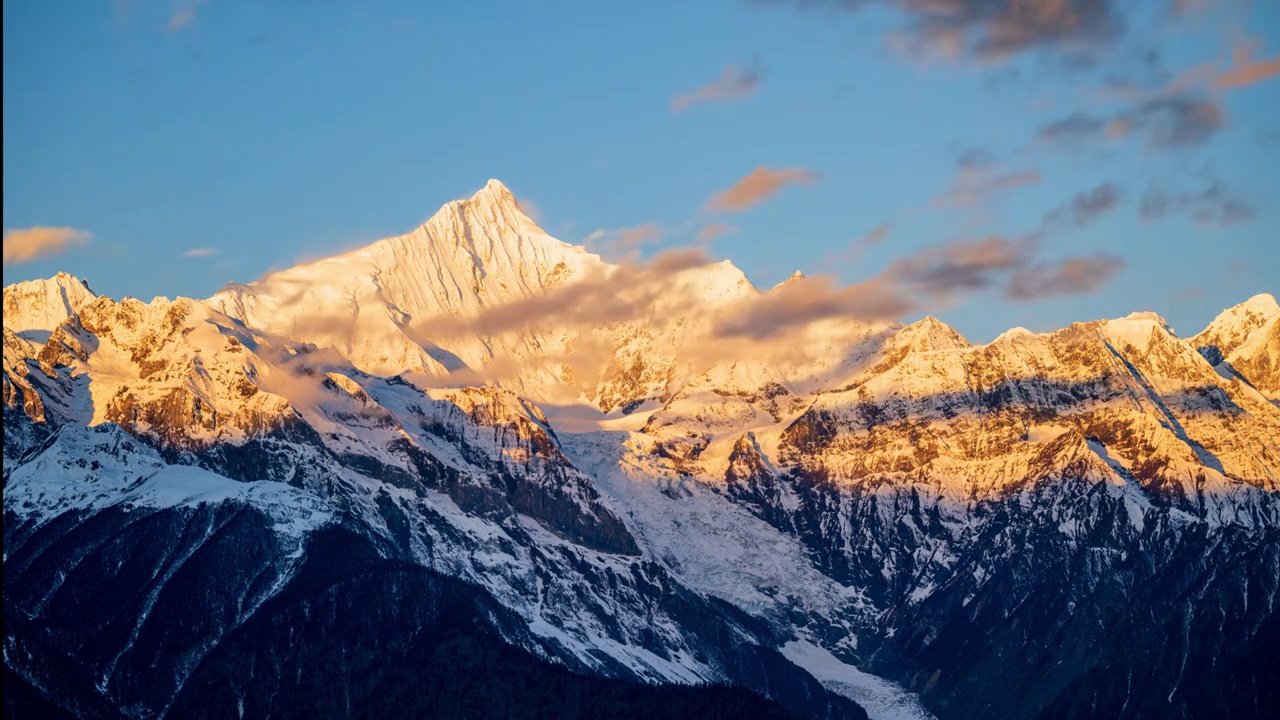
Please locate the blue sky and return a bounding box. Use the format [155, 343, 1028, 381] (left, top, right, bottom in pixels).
[3, 0, 1277, 341]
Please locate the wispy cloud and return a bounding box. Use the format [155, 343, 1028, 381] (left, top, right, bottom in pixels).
[885, 235, 1032, 297]
[756, 0, 1125, 65]
[183, 248, 219, 258]
[1038, 93, 1225, 149]
[516, 196, 543, 224]
[1038, 112, 1109, 143]
[418, 248, 716, 340]
[1140, 180, 1255, 227]
[1214, 38, 1280, 90]
[1130, 94, 1227, 146]
[2, 226, 93, 265]
[167, 0, 203, 32]
[671, 56, 764, 113]
[934, 151, 1042, 208]
[1037, 35, 1277, 152]
[1171, 286, 1206, 302]
[583, 223, 663, 259]
[1007, 254, 1126, 300]
[705, 166, 820, 213]
[1169, 0, 1216, 16]
[860, 224, 891, 246]
[696, 223, 739, 243]
[713, 234, 1124, 340]
[713, 273, 913, 340]
[1044, 183, 1124, 227]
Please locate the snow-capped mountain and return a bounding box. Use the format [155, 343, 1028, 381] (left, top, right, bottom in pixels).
[1191, 292, 1280, 402]
[3, 271, 97, 339]
[5, 181, 1278, 719]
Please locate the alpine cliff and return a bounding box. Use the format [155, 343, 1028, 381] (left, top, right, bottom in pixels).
[5, 181, 1278, 720]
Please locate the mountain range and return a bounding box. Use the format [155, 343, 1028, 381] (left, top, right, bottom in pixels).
[5, 181, 1278, 719]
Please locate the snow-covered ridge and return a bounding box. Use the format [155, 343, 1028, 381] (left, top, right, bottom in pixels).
[3, 271, 97, 338]
[206, 180, 600, 378]
[4, 180, 1279, 720]
[1191, 292, 1278, 358]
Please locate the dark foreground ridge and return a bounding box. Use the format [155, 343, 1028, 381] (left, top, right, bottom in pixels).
[4, 512, 864, 720]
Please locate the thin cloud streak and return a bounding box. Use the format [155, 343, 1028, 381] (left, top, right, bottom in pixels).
[713, 274, 913, 340]
[1007, 254, 1126, 300]
[934, 158, 1043, 208]
[705, 166, 821, 213]
[671, 56, 764, 112]
[167, 1, 203, 31]
[1215, 38, 1280, 90]
[713, 235, 1124, 341]
[583, 223, 663, 260]
[696, 223, 739, 243]
[861, 224, 890, 246]
[755, 0, 1125, 65]
[1038, 94, 1225, 149]
[1140, 181, 1255, 227]
[418, 248, 716, 340]
[516, 197, 543, 224]
[183, 248, 219, 258]
[1044, 183, 1124, 227]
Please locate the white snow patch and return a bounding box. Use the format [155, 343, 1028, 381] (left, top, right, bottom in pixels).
[119, 465, 333, 538]
[781, 640, 936, 720]
[1026, 424, 1069, 444]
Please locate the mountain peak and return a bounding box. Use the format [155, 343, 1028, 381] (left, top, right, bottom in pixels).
[1120, 311, 1171, 326]
[3, 272, 98, 335]
[438, 179, 522, 218]
[769, 270, 806, 292]
[897, 315, 970, 351]
[473, 178, 518, 205]
[1239, 292, 1279, 314]
[415, 179, 542, 235]
[1192, 293, 1280, 359]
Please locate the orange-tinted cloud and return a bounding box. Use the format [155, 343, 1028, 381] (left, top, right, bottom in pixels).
[714, 274, 913, 340]
[419, 247, 716, 339]
[584, 223, 663, 259]
[712, 234, 1123, 340]
[705, 166, 820, 213]
[934, 164, 1043, 208]
[617, 223, 661, 251]
[762, 0, 1123, 65]
[671, 57, 763, 112]
[1215, 39, 1280, 90]
[516, 196, 543, 223]
[167, 1, 202, 31]
[696, 223, 739, 243]
[2, 227, 93, 265]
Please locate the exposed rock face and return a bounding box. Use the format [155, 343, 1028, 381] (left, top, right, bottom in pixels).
[4, 181, 1279, 719]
